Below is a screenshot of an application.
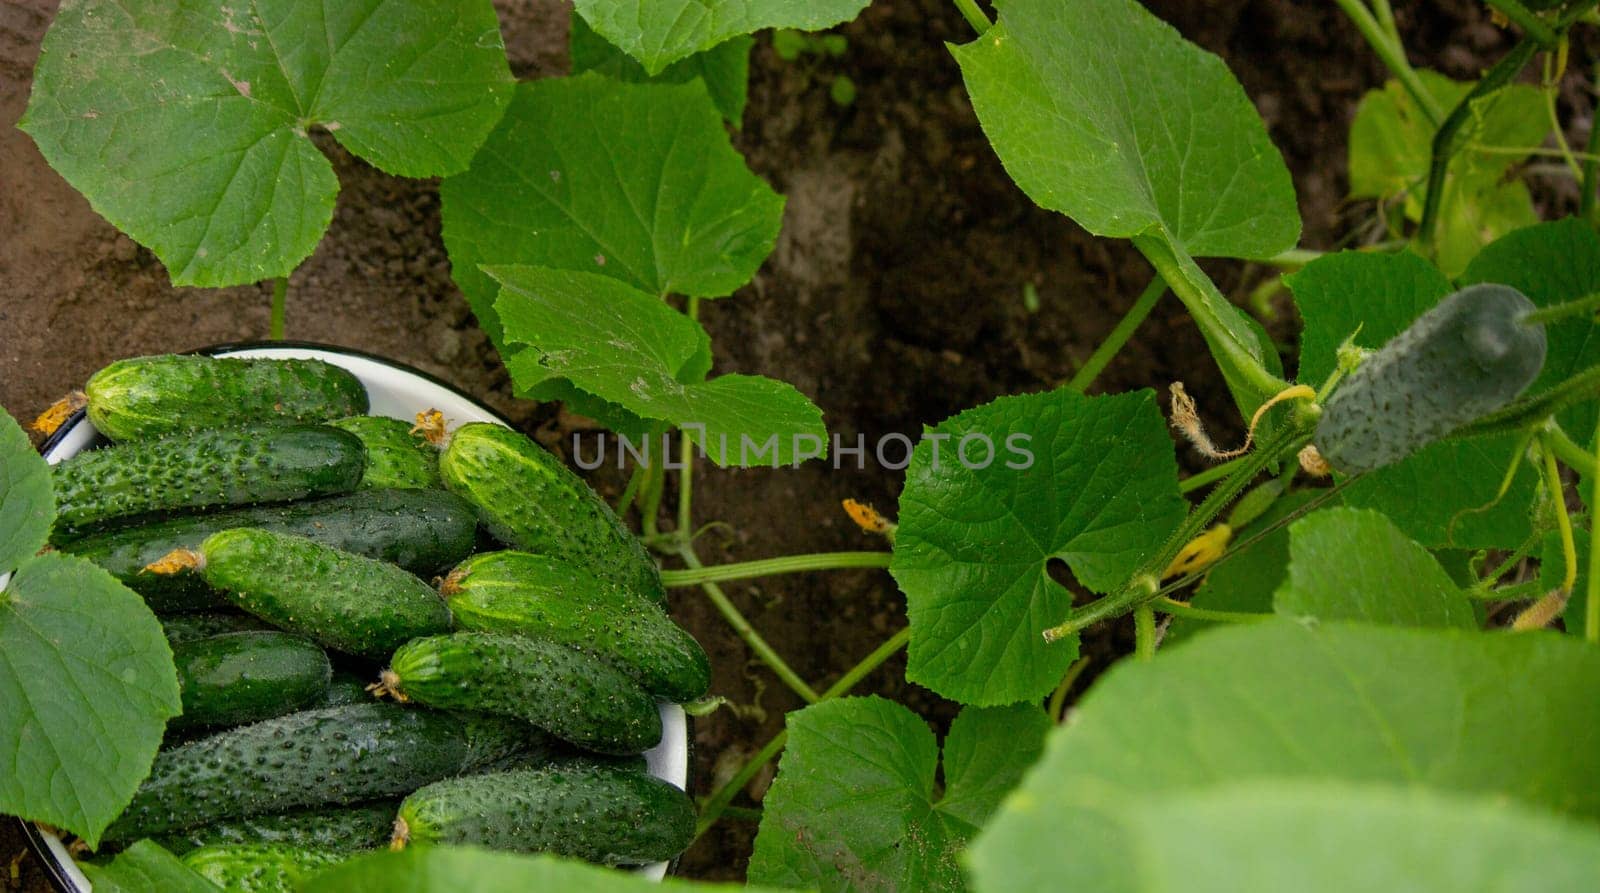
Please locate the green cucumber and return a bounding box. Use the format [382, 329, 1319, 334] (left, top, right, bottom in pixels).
[156, 802, 397, 855]
[51, 424, 365, 537]
[438, 423, 664, 603]
[381, 632, 662, 754]
[180, 844, 345, 893]
[319, 671, 372, 707]
[394, 764, 695, 865]
[328, 416, 441, 490]
[104, 703, 532, 841]
[171, 632, 332, 731]
[161, 612, 269, 645]
[1315, 284, 1547, 473]
[86, 354, 367, 442]
[443, 551, 710, 702]
[62, 489, 479, 613]
[177, 528, 452, 658]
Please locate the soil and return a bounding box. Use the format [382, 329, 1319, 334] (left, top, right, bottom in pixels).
[0, 0, 1561, 886]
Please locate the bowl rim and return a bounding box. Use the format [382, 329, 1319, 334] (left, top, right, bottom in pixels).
[21, 340, 693, 887]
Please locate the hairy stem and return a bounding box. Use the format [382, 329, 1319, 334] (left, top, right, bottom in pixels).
[1134, 606, 1156, 661]
[661, 551, 893, 587]
[1067, 276, 1166, 393]
[1591, 421, 1600, 642]
[1179, 455, 1249, 495]
[1155, 597, 1272, 624]
[1332, 0, 1444, 125]
[1046, 656, 1092, 722]
[1539, 433, 1578, 594]
[1486, 0, 1558, 47]
[677, 544, 819, 704]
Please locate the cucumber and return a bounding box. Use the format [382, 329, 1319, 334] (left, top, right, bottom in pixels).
[175, 528, 453, 658]
[161, 612, 269, 645]
[443, 551, 710, 702]
[156, 802, 397, 855]
[319, 671, 372, 707]
[393, 764, 695, 865]
[1315, 284, 1547, 473]
[170, 632, 332, 731]
[438, 423, 664, 603]
[85, 354, 367, 442]
[328, 416, 441, 490]
[61, 489, 479, 613]
[51, 424, 365, 537]
[381, 632, 662, 754]
[180, 844, 345, 893]
[104, 702, 532, 841]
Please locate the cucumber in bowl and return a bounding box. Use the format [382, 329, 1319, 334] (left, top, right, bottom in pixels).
[26, 343, 691, 889]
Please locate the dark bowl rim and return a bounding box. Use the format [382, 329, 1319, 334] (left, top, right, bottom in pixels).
[24, 340, 693, 887]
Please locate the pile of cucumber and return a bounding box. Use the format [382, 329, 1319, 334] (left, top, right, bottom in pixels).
[49, 354, 707, 887]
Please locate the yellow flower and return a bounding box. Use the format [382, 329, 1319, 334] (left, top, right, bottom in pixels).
[1162, 524, 1233, 580]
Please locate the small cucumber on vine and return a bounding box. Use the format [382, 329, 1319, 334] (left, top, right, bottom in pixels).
[151, 528, 451, 659]
[103, 703, 531, 841]
[50, 424, 365, 537]
[442, 551, 710, 702]
[436, 422, 665, 603]
[327, 416, 441, 490]
[84, 354, 368, 441]
[62, 488, 479, 613]
[180, 844, 345, 893]
[1314, 284, 1547, 473]
[392, 763, 696, 865]
[378, 631, 662, 755]
[170, 631, 332, 731]
[156, 802, 398, 855]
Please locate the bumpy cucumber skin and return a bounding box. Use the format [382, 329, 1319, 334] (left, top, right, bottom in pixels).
[319, 671, 372, 707]
[161, 612, 269, 645]
[1316, 284, 1547, 473]
[180, 844, 345, 893]
[328, 416, 441, 490]
[447, 551, 710, 702]
[388, 632, 662, 754]
[170, 632, 332, 731]
[439, 423, 664, 603]
[104, 703, 532, 841]
[156, 802, 397, 855]
[50, 424, 365, 537]
[397, 764, 696, 865]
[85, 355, 368, 442]
[62, 489, 480, 613]
[200, 528, 451, 658]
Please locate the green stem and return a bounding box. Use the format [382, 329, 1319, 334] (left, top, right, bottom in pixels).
[719, 805, 763, 822]
[661, 551, 893, 587]
[1332, 0, 1444, 125]
[953, 0, 992, 34]
[1543, 43, 1584, 180]
[1134, 606, 1156, 661]
[1467, 528, 1546, 596]
[1370, 0, 1400, 43]
[1066, 276, 1166, 393]
[1583, 62, 1600, 224]
[1590, 418, 1600, 642]
[677, 544, 820, 704]
[1045, 656, 1091, 722]
[1154, 597, 1272, 624]
[679, 299, 700, 538]
[615, 463, 645, 516]
[1539, 433, 1578, 594]
[1522, 292, 1600, 327]
[1486, 0, 1558, 47]
[640, 452, 665, 540]
[1179, 455, 1249, 495]
[269, 278, 287, 340]
[1453, 365, 1600, 439]
[1468, 579, 1544, 601]
[822, 626, 911, 700]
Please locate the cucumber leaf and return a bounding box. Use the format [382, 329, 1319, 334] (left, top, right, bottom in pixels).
[80, 840, 221, 893]
[571, 0, 870, 76]
[971, 620, 1600, 891]
[440, 75, 785, 343]
[973, 780, 1600, 893]
[1273, 507, 1476, 628]
[303, 846, 779, 891]
[570, 14, 752, 126]
[0, 553, 181, 848]
[1288, 250, 1536, 548]
[891, 388, 1187, 705]
[748, 698, 1048, 892]
[490, 266, 826, 466]
[0, 408, 53, 573]
[19, 0, 514, 287]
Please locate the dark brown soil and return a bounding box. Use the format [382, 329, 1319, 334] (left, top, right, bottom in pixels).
[0, 0, 1557, 886]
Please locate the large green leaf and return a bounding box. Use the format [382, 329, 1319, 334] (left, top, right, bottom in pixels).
[1288, 250, 1535, 548]
[80, 841, 221, 893]
[748, 698, 1048, 892]
[0, 553, 180, 847]
[951, 0, 1298, 419]
[970, 621, 1600, 890]
[572, 0, 870, 76]
[1348, 73, 1543, 276]
[570, 13, 752, 126]
[303, 846, 777, 891]
[19, 0, 513, 287]
[491, 266, 825, 466]
[972, 780, 1600, 893]
[0, 409, 53, 572]
[440, 74, 785, 342]
[891, 388, 1187, 705]
[1274, 507, 1477, 628]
